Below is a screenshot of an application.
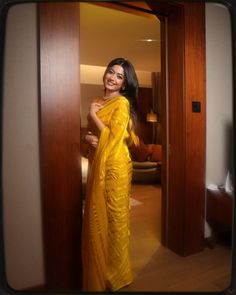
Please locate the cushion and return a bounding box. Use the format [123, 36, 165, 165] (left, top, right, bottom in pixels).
[129, 140, 152, 162]
[133, 161, 158, 169]
[150, 144, 162, 162]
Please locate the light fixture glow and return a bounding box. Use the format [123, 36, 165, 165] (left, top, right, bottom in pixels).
[138, 39, 160, 42]
[146, 110, 158, 122]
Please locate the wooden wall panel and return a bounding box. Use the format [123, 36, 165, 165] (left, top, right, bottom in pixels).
[160, 17, 167, 245]
[167, 6, 186, 254]
[148, 2, 206, 256]
[136, 87, 153, 143]
[184, 2, 206, 255]
[39, 3, 82, 291]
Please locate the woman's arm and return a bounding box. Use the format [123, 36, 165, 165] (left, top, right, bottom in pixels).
[89, 102, 105, 131]
[84, 132, 98, 148]
[83, 101, 104, 148]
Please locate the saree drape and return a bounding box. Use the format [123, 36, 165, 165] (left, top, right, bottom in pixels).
[82, 96, 138, 291]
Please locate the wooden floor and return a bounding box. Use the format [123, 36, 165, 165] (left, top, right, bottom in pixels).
[121, 184, 232, 292]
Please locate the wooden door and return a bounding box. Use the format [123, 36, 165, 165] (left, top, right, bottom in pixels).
[39, 3, 82, 291]
[149, 2, 206, 256]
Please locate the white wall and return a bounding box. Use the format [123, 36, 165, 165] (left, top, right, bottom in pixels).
[205, 3, 233, 186]
[3, 4, 45, 289]
[205, 3, 233, 237]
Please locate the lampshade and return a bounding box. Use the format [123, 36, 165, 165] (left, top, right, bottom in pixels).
[146, 110, 158, 122]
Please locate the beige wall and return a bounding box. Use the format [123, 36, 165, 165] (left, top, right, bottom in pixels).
[205, 3, 233, 186]
[80, 84, 104, 127]
[3, 4, 45, 289]
[205, 3, 233, 237]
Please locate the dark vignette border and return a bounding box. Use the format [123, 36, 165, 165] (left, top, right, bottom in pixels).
[0, 0, 235, 294]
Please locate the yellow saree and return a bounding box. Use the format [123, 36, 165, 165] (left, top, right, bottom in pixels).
[82, 96, 138, 291]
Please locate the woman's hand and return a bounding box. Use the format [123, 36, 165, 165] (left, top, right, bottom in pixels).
[88, 101, 105, 132]
[89, 102, 103, 117]
[85, 133, 99, 148]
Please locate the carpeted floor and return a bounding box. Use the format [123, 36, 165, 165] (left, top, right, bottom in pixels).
[121, 184, 232, 292]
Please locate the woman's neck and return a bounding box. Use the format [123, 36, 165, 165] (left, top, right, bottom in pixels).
[103, 91, 121, 100]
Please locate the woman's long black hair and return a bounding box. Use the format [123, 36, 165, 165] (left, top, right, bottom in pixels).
[103, 57, 139, 126]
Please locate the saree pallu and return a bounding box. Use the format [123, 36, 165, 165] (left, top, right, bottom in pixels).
[82, 96, 138, 291]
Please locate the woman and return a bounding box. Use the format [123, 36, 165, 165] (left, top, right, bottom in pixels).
[82, 57, 139, 291]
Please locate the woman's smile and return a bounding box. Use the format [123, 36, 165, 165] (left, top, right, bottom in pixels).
[107, 80, 116, 85]
[104, 65, 125, 94]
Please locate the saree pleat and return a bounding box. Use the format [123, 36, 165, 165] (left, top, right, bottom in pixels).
[82, 96, 137, 291]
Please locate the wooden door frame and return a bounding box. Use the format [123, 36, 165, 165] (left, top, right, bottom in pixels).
[39, 3, 82, 291]
[148, 1, 206, 255]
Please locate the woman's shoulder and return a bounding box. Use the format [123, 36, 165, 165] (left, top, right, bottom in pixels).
[117, 95, 129, 104]
[114, 96, 130, 111]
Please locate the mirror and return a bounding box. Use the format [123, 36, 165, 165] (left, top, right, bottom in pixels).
[1, 1, 234, 292]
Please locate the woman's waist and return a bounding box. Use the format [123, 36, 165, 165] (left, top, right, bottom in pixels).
[106, 146, 131, 162]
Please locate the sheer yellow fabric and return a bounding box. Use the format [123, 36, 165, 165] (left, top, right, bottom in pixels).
[82, 96, 138, 291]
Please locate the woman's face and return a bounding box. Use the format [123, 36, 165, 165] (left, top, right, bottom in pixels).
[103, 65, 125, 94]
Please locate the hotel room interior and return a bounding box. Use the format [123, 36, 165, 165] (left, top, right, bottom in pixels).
[2, 1, 233, 292]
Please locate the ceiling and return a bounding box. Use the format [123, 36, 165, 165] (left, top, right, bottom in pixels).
[79, 2, 161, 72]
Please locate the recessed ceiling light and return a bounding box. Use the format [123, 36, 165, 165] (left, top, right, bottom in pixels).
[138, 39, 160, 42]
